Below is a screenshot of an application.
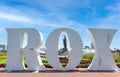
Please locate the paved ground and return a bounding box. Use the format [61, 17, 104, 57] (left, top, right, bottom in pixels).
[0, 68, 120, 77]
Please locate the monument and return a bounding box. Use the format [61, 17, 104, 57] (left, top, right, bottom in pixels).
[63, 35, 68, 52]
[4, 28, 119, 71]
[58, 35, 68, 56]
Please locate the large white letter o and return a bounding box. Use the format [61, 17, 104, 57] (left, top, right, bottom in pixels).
[45, 28, 83, 71]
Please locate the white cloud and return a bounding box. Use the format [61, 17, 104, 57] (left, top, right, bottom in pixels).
[96, 2, 120, 28]
[106, 3, 120, 12]
[0, 28, 7, 44]
[0, 13, 32, 23]
[0, 28, 5, 32]
[0, 1, 89, 28]
[96, 14, 120, 29]
[0, 28, 6, 36]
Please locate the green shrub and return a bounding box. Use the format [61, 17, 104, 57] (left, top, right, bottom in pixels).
[82, 52, 94, 60]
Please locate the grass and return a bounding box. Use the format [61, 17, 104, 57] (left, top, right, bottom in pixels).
[0, 52, 6, 56]
[0, 52, 120, 65]
[116, 62, 120, 64]
[82, 52, 94, 60]
[0, 56, 7, 64]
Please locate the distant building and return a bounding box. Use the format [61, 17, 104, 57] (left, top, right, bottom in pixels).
[84, 46, 90, 50]
[0, 45, 6, 50]
[91, 43, 94, 49]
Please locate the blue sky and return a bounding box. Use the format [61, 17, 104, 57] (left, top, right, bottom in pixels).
[0, 0, 120, 49]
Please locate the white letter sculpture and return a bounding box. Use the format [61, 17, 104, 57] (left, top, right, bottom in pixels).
[5, 28, 45, 71]
[87, 28, 119, 71]
[45, 28, 83, 71]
